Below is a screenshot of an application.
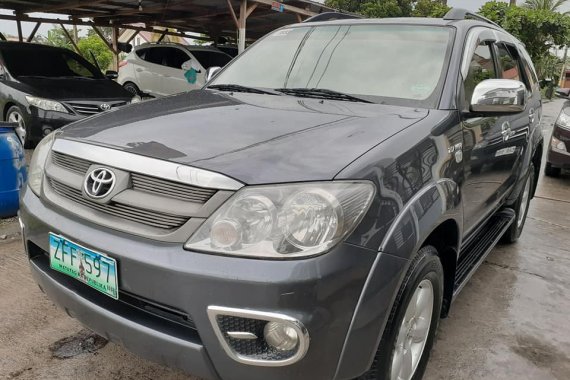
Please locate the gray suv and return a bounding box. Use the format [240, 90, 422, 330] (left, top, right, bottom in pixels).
[20, 9, 543, 380]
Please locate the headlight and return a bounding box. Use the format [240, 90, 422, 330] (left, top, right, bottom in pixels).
[556, 109, 570, 130]
[185, 182, 375, 259]
[25, 96, 69, 114]
[552, 136, 567, 152]
[28, 132, 57, 196]
[130, 95, 142, 104]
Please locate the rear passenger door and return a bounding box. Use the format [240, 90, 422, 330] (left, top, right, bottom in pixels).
[134, 47, 168, 96]
[159, 47, 195, 95]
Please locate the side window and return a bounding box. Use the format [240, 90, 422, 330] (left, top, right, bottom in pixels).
[464, 42, 496, 102]
[164, 48, 190, 69]
[519, 47, 539, 89]
[136, 48, 148, 60]
[145, 48, 166, 66]
[496, 44, 521, 82]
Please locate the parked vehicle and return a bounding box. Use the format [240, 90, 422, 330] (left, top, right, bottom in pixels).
[21, 9, 543, 380]
[545, 103, 570, 176]
[118, 43, 233, 97]
[0, 42, 134, 148]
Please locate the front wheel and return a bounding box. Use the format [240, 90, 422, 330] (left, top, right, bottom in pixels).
[123, 82, 141, 96]
[6, 105, 32, 148]
[501, 162, 534, 244]
[544, 162, 561, 177]
[358, 246, 443, 380]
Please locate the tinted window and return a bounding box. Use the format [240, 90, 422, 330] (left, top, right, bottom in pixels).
[164, 48, 189, 69]
[497, 44, 521, 82]
[464, 42, 496, 102]
[190, 50, 232, 69]
[2, 46, 102, 79]
[144, 47, 166, 65]
[136, 48, 148, 60]
[211, 25, 453, 107]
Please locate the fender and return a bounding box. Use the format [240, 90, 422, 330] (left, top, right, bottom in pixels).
[334, 180, 462, 379]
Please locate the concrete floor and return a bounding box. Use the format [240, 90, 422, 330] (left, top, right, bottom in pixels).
[0, 99, 568, 380]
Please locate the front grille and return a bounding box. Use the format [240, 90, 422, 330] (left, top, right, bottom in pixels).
[67, 101, 128, 116]
[131, 173, 216, 203]
[51, 151, 216, 204]
[216, 315, 297, 361]
[52, 151, 91, 174]
[49, 178, 189, 230]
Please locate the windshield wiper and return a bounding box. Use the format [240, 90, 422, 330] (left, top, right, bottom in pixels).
[207, 84, 278, 95]
[275, 88, 373, 103]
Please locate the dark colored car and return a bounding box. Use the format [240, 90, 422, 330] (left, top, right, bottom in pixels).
[545, 103, 570, 176]
[0, 42, 134, 147]
[20, 9, 543, 380]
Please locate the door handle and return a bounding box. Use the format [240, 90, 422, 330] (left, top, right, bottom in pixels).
[501, 121, 512, 142]
[529, 108, 535, 123]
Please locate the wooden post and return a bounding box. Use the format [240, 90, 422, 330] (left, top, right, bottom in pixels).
[27, 22, 41, 42]
[60, 24, 81, 54]
[238, 0, 247, 54]
[112, 27, 119, 71]
[16, 19, 23, 42]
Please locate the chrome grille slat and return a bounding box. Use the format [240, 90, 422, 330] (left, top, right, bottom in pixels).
[49, 179, 188, 230]
[50, 151, 217, 204]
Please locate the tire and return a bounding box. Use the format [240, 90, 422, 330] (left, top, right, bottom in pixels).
[501, 162, 535, 244]
[6, 105, 33, 148]
[123, 82, 141, 96]
[544, 162, 561, 177]
[358, 246, 444, 380]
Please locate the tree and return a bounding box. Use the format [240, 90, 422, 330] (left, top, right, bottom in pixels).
[77, 34, 113, 71]
[325, 0, 449, 17]
[44, 28, 72, 50]
[479, 2, 570, 78]
[523, 0, 567, 12]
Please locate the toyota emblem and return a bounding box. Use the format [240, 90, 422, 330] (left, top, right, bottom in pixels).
[100, 103, 111, 111]
[84, 168, 116, 199]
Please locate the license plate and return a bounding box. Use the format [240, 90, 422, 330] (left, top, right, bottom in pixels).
[49, 233, 119, 300]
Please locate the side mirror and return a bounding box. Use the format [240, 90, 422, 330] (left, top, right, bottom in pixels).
[206, 66, 222, 82]
[105, 70, 118, 80]
[117, 42, 132, 54]
[470, 79, 526, 114]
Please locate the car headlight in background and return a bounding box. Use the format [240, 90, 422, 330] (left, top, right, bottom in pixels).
[556, 109, 570, 130]
[185, 181, 375, 259]
[28, 132, 57, 196]
[25, 96, 69, 114]
[552, 135, 567, 152]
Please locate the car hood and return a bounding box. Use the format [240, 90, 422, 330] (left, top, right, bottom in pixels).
[59, 90, 429, 184]
[9, 77, 132, 101]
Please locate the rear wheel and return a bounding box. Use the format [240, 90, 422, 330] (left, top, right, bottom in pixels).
[544, 162, 561, 177]
[123, 82, 141, 96]
[6, 105, 32, 148]
[358, 246, 443, 380]
[501, 163, 534, 244]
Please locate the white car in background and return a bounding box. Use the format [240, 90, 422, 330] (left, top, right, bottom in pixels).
[118, 43, 232, 97]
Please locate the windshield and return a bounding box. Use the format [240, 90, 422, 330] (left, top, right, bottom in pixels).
[190, 50, 232, 69]
[210, 24, 453, 107]
[2, 46, 103, 79]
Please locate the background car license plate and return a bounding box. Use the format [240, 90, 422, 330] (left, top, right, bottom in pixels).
[49, 233, 119, 300]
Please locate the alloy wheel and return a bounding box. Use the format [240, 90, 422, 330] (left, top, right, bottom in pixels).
[8, 110, 26, 146]
[517, 175, 531, 229]
[391, 279, 434, 380]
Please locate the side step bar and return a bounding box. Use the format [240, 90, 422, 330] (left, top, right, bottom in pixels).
[453, 208, 515, 296]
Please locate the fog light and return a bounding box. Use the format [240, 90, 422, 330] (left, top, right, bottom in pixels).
[264, 321, 299, 351]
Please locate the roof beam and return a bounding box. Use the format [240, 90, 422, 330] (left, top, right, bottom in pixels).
[27, 21, 41, 42]
[25, 0, 110, 13]
[249, 0, 316, 17]
[60, 24, 81, 53]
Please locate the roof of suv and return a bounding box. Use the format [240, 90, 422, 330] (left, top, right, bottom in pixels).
[135, 43, 228, 53]
[298, 17, 501, 31]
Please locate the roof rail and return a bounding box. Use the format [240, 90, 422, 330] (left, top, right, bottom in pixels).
[443, 8, 502, 29]
[303, 12, 362, 23]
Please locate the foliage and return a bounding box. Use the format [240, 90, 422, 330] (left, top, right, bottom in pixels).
[325, 0, 449, 18]
[533, 52, 562, 81]
[44, 28, 73, 50]
[479, 2, 570, 64]
[77, 34, 113, 71]
[523, 0, 568, 12]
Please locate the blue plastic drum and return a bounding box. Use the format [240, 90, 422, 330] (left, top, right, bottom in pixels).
[0, 123, 27, 218]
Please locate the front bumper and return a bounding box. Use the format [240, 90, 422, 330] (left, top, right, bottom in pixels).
[20, 188, 408, 380]
[547, 147, 570, 169]
[25, 108, 83, 143]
